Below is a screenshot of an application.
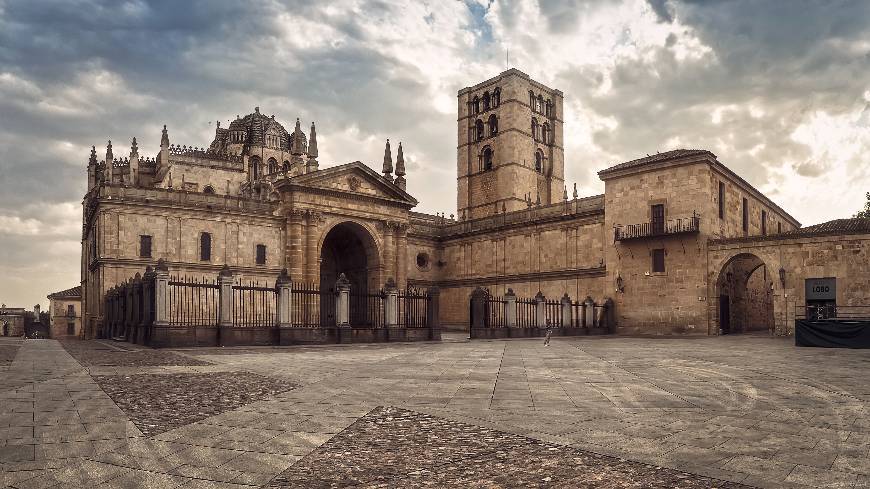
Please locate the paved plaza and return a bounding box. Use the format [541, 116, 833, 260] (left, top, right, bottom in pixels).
[1, 333, 869, 488]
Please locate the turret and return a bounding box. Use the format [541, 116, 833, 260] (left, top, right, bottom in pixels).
[104, 141, 113, 183]
[87, 146, 98, 189]
[306, 121, 319, 172]
[290, 118, 306, 167]
[128, 137, 139, 186]
[394, 142, 406, 191]
[382, 139, 393, 182]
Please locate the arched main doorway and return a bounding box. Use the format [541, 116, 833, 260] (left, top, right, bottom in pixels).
[319, 221, 380, 293]
[715, 253, 774, 334]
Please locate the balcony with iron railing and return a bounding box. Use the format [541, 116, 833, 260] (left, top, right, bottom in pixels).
[614, 212, 700, 241]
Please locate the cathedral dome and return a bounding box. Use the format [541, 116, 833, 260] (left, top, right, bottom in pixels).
[226, 107, 289, 148]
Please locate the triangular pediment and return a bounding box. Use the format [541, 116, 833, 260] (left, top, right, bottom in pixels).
[277, 161, 417, 206]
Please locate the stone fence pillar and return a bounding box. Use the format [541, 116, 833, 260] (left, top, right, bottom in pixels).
[384, 278, 398, 327]
[469, 287, 487, 328]
[560, 293, 572, 327]
[426, 286, 440, 329]
[534, 291, 546, 327]
[335, 273, 350, 327]
[504, 288, 517, 327]
[153, 259, 170, 326]
[218, 265, 234, 328]
[276, 269, 292, 328]
[584, 296, 595, 328]
[594, 302, 606, 329]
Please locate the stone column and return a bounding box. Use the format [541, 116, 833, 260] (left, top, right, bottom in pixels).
[335, 273, 350, 326]
[305, 211, 319, 283]
[276, 268, 292, 327]
[154, 259, 169, 326]
[382, 221, 395, 288]
[560, 293, 572, 327]
[287, 210, 305, 282]
[395, 224, 408, 289]
[504, 288, 517, 327]
[217, 265, 234, 327]
[584, 296, 595, 328]
[534, 291, 546, 327]
[384, 278, 399, 326]
[141, 266, 155, 343]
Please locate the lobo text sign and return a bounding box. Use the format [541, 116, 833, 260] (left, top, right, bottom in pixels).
[805, 277, 836, 301]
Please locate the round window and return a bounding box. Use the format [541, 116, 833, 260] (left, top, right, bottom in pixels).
[416, 252, 430, 269]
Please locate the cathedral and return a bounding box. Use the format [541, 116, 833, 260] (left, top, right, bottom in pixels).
[81, 68, 870, 339]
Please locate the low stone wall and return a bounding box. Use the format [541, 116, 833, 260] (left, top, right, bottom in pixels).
[470, 327, 608, 340]
[143, 325, 441, 348]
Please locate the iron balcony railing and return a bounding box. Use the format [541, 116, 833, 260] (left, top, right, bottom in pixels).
[614, 212, 700, 241]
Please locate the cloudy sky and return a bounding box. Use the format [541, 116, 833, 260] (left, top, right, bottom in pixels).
[1, 0, 869, 308]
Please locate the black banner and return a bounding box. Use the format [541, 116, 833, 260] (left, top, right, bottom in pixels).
[795, 320, 870, 348]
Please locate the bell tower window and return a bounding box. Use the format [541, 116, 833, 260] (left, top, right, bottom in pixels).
[481, 147, 493, 171]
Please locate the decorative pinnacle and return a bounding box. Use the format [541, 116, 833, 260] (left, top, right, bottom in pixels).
[308, 122, 318, 158]
[161, 125, 169, 147]
[89, 145, 97, 165]
[382, 139, 393, 176]
[395, 142, 405, 177]
[573, 183, 578, 200]
[131, 137, 138, 155]
[106, 140, 113, 160]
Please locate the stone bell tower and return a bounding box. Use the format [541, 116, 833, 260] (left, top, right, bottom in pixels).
[456, 68, 565, 220]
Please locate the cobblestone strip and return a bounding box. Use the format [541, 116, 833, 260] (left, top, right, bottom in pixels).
[268, 406, 755, 488]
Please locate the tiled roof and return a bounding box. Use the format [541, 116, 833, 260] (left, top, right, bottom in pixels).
[711, 218, 870, 245]
[47, 285, 82, 300]
[598, 149, 715, 176]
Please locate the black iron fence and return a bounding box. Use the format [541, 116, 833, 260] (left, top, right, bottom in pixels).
[470, 288, 613, 331]
[795, 305, 870, 321]
[232, 280, 276, 327]
[399, 287, 430, 328]
[168, 276, 218, 326]
[291, 282, 334, 327]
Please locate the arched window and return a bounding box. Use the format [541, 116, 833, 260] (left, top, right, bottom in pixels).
[546, 99, 553, 118]
[535, 149, 544, 173]
[472, 96, 480, 114]
[483, 92, 491, 111]
[529, 90, 535, 109]
[250, 156, 261, 180]
[282, 160, 290, 172]
[202, 185, 215, 194]
[536, 95, 544, 113]
[267, 157, 278, 174]
[531, 118, 539, 141]
[493, 88, 501, 107]
[475, 119, 485, 141]
[482, 146, 493, 171]
[542, 122, 550, 145]
[488, 114, 498, 136]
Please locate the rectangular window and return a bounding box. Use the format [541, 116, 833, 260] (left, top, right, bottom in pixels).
[139, 235, 152, 258]
[66, 305, 75, 316]
[256, 244, 266, 265]
[652, 249, 666, 273]
[742, 198, 749, 233]
[778, 221, 782, 234]
[718, 181, 725, 219]
[761, 210, 768, 235]
[650, 204, 665, 234]
[200, 232, 211, 261]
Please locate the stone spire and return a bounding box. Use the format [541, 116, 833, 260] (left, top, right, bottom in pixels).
[382, 139, 393, 182]
[306, 122, 318, 172]
[128, 137, 139, 187]
[160, 124, 169, 148]
[87, 145, 98, 189]
[572, 183, 578, 200]
[104, 140, 113, 182]
[394, 142, 406, 190]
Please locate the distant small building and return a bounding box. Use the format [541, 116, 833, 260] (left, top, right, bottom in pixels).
[0, 304, 26, 336]
[47, 286, 82, 338]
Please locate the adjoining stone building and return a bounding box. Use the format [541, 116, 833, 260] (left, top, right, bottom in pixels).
[80, 68, 869, 338]
[47, 286, 82, 338]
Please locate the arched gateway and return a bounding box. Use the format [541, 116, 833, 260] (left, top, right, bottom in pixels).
[714, 253, 775, 334]
[319, 221, 381, 293]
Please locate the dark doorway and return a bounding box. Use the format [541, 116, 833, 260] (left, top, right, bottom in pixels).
[320, 223, 372, 293]
[719, 295, 730, 334]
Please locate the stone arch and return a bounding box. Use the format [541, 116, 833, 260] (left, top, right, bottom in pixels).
[318, 220, 382, 293]
[712, 252, 778, 335]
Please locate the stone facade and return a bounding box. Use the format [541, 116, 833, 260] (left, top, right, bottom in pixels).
[47, 286, 82, 338]
[80, 68, 870, 338]
[0, 306, 26, 337]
